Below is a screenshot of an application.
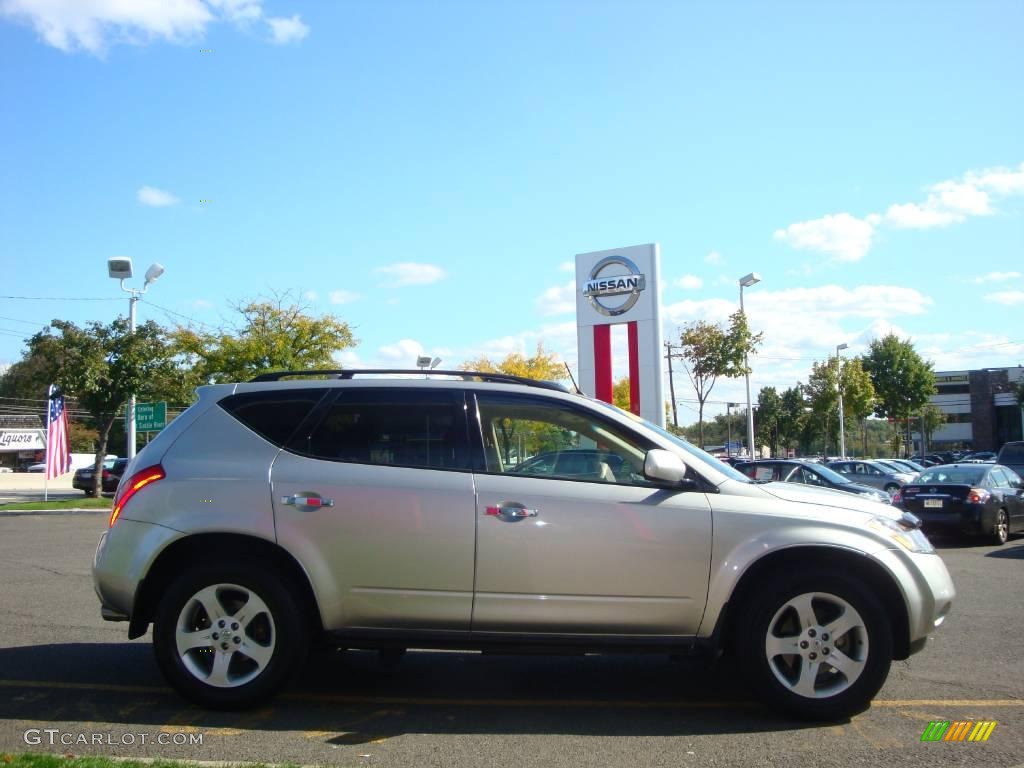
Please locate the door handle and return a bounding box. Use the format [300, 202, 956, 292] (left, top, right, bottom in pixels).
[281, 493, 334, 509]
[485, 503, 539, 521]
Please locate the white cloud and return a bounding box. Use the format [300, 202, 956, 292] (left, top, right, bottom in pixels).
[704, 251, 722, 264]
[676, 275, 703, 290]
[986, 290, 1024, 306]
[304, 290, 318, 302]
[0, 0, 310, 55]
[266, 14, 308, 44]
[328, 289, 360, 305]
[375, 262, 446, 287]
[378, 338, 425, 362]
[773, 213, 876, 262]
[137, 185, 179, 207]
[559, 261, 575, 273]
[536, 281, 575, 316]
[0, 0, 213, 53]
[776, 161, 1024, 261]
[206, 0, 262, 23]
[972, 271, 1021, 284]
[191, 298, 213, 309]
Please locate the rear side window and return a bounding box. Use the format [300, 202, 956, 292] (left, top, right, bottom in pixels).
[288, 389, 470, 471]
[219, 389, 329, 447]
[999, 443, 1024, 464]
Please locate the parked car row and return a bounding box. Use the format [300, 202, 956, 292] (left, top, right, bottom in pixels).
[72, 457, 128, 494]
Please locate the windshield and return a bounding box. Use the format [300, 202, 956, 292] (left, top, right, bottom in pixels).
[917, 467, 987, 485]
[807, 463, 852, 485]
[592, 400, 752, 483]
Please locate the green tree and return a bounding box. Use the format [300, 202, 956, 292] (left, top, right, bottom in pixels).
[756, 387, 782, 457]
[172, 294, 357, 385]
[804, 359, 841, 456]
[840, 358, 876, 457]
[678, 310, 763, 448]
[919, 403, 946, 450]
[612, 376, 631, 411]
[21, 319, 176, 496]
[861, 334, 936, 457]
[778, 386, 807, 455]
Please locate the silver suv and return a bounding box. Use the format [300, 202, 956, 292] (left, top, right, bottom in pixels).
[93, 370, 955, 720]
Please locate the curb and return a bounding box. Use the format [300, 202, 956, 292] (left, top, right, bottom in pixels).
[0, 509, 108, 517]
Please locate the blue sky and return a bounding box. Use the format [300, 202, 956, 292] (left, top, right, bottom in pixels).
[1, 0, 1022, 423]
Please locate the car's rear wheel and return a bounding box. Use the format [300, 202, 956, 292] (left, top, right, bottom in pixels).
[153, 565, 308, 709]
[988, 508, 1009, 546]
[883, 484, 899, 495]
[736, 568, 893, 721]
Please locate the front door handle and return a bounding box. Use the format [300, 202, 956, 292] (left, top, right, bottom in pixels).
[281, 493, 334, 510]
[485, 503, 539, 522]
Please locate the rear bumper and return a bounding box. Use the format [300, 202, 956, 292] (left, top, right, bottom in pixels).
[93, 519, 182, 623]
[915, 504, 989, 537]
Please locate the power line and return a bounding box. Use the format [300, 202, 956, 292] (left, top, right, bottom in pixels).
[0, 295, 122, 302]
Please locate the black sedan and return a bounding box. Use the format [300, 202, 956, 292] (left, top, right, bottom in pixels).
[733, 459, 891, 504]
[72, 458, 128, 494]
[893, 463, 1024, 545]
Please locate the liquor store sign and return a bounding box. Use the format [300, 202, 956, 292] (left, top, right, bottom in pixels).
[0, 429, 46, 451]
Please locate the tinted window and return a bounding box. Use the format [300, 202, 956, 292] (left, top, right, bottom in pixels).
[220, 389, 328, 446]
[999, 443, 1024, 464]
[917, 466, 987, 485]
[989, 468, 1009, 487]
[290, 389, 470, 471]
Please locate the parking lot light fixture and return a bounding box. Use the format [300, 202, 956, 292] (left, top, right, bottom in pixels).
[739, 273, 762, 458]
[109, 258, 165, 461]
[836, 343, 848, 459]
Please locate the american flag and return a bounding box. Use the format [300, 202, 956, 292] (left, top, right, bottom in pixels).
[46, 385, 71, 479]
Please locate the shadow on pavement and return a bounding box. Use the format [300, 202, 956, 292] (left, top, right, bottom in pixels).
[0, 642, 827, 741]
[986, 540, 1024, 559]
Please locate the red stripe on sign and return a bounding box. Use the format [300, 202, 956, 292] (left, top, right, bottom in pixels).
[594, 325, 613, 403]
[627, 321, 640, 415]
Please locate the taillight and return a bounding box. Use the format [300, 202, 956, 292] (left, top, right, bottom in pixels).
[102, 470, 111, 480]
[891, 489, 902, 505]
[966, 488, 991, 504]
[110, 464, 165, 527]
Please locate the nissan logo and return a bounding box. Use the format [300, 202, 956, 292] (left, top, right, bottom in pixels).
[582, 255, 646, 317]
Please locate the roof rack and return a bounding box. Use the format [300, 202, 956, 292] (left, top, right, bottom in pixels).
[248, 369, 571, 393]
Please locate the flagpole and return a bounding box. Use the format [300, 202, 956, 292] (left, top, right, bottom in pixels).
[44, 384, 53, 502]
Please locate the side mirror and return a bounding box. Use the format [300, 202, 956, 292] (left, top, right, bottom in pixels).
[644, 449, 689, 486]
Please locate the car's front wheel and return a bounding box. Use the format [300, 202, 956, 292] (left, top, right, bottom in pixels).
[153, 565, 308, 709]
[736, 568, 893, 721]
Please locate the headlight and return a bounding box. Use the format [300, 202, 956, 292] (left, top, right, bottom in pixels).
[868, 513, 934, 553]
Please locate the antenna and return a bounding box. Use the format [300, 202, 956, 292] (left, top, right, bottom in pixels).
[564, 362, 583, 395]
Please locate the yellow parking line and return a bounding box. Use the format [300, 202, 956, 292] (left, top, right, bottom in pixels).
[0, 679, 1020, 710]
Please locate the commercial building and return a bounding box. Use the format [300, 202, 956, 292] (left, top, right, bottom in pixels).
[926, 366, 1024, 452]
[0, 414, 45, 470]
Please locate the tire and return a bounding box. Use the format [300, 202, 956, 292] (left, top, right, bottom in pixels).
[988, 509, 1009, 546]
[735, 568, 893, 722]
[883, 484, 899, 495]
[152, 565, 309, 709]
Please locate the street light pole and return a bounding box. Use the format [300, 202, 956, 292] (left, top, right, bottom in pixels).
[836, 342, 848, 459]
[739, 273, 761, 459]
[109, 258, 165, 461]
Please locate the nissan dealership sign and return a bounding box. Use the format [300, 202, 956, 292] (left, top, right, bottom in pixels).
[582, 255, 647, 317]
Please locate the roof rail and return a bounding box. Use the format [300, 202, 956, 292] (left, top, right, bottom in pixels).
[248, 369, 571, 392]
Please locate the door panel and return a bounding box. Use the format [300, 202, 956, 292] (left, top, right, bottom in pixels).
[472, 474, 713, 634]
[272, 388, 476, 632]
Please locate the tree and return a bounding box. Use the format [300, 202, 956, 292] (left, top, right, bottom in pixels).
[678, 310, 763, 448]
[22, 318, 176, 496]
[861, 334, 935, 457]
[612, 376, 631, 411]
[778, 386, 807, 455]
[462, 342, 565, 382]
[756, 387, 782, 457]
[171, 294, 357, 385]
[919, 403, 946, 450]
[804, 356, 876, 457]
[840, 358, 876, 456]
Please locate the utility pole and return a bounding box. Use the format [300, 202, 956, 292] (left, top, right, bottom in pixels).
[664, 341, 679, 427]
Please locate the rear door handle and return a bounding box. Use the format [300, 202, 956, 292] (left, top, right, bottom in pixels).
[281, 493, 334, 509]
[485, 503, 539, 522]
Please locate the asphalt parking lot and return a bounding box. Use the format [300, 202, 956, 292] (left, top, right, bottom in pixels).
[0, 512, 1021, 768]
